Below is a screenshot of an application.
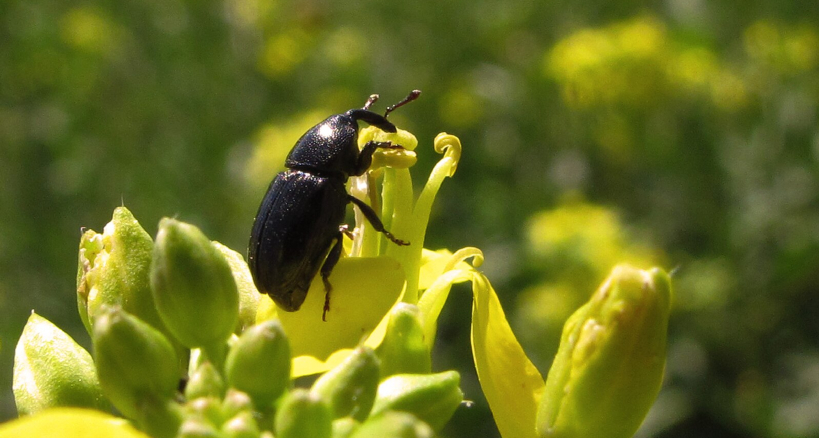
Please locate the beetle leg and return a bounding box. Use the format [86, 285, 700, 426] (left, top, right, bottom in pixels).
[320, 231, 345, 321]
[354, 141, 405, 175]
[347, 195, 410, 246]
[339, 224, 355, 240]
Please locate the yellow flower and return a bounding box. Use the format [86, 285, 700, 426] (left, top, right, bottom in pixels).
[255, 128, 461, 377]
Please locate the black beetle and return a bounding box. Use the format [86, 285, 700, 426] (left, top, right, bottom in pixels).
[248, 90, 420, 321]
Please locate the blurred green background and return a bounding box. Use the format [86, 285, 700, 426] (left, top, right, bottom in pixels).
[2, 0, 818, 436]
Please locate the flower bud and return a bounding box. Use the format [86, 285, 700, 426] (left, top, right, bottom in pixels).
[331, 417, 360, 438]
[536, 265, 672, 438]
[178, 417, 220, 438]
[274, 389, 332, 438]
[350, 411, 433, 438]
[224, 320, 290, 407]
[221, 389, 254, 420]
[186, 397, 223, 427]
[310, 346, 380, 421]
[138, 399, 184, 438]
[370, 371, 462, 431]
[77, 207, 166, 336]
[92, 306, 179, 420]
[185, 362, 225, 400]
[212, 242, 260, 334]
[151, 218, 239, 351]
[13, 313, 108, 415]
[375, 304, 430, 378]
[221, 411, 260, 438]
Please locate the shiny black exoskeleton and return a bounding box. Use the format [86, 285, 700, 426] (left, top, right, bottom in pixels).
[248, 91, 420, 321]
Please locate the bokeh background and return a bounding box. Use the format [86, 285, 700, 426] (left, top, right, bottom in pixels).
[2, 0, 819, 436]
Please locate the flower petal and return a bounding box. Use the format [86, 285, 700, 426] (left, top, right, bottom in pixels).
[0, 408, 149, 438]
[279, 256, 405, 376]
[471, 272, 545, 438]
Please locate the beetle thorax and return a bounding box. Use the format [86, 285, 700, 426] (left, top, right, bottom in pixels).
[285, 114, 360, 178]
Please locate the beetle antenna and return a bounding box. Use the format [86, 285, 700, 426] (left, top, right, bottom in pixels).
[363, 94, 379, 110]
[384, 89, 421, 118]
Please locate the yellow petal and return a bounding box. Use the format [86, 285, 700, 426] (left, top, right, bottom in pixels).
[279, 256, 405, 377]
[471, 272, 545, 438]
[0, 408, 149, 438]
[417, 270, 469, 350]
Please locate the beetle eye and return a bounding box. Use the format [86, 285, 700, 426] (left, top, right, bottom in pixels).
[318, 124, 334, 138]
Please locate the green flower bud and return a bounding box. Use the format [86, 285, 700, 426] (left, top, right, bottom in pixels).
[186, 362, 225, 400]
[186, 397, 224, 427]
[139, 399, 184, 438]
[221, 389, 254, 420]
[274, 389, 332, 438]
[331, 417, 359, 438]
[370, 371, 462, 431]
[536, 266, 672, 438]
[178, 417, 220, 438]
[92, 306, 179, 420]
[350, 411, 433, 438]
[77, 207, 167, 337]
[151, 218, 239, 353]
[375, 304, 431, 379]
[213, 242, 260, 334]
[224, 320, 290, 407]
[221, 411, 260, 438]
[13, 313, 108, 415]
[310, 346, 380, 421]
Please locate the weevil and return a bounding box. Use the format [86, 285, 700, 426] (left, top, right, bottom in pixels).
[248, 90, 420, 321]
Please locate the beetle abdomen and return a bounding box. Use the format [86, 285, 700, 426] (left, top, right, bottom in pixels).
[248, 170, 348, 311]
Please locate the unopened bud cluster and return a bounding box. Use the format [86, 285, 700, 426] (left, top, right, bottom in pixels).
[12, 207, 463, 438]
